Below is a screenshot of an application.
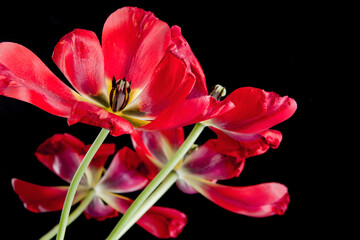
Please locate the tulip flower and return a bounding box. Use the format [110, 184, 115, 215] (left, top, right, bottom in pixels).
[12, 133, 187, 239]
[131, 127, 289, 218]
[0, 7, 226, 137]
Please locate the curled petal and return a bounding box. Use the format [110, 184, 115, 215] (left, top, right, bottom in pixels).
[53, 29, 108, 102]
[100, 192, 187, 238]
[210, 127, 283, 158]
[99, 147, 148, 193]
[35, 133, 86, 183]
[67, 101, 134, 136]
[11, 179, 86, 213]
[180, 142, 245, 181]
[207, 87, 297, 140]
[186, 177, 290, 217]
[102, 7, 171, 91]
[84, 196, 118, 221]
[143, 96, 234, 131]
[170, 26, 208, 98]
[0, 42, 78, 117]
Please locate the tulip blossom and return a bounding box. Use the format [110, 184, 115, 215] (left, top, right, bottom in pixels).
[0, 7, 232, 136]
[131, 128, 289, 217]
[12, 133, 187, 238]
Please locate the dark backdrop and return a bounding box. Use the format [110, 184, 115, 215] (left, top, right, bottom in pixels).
[1, 1, 324, 239]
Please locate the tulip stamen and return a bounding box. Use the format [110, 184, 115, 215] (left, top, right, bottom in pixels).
[110, 76, 131, 112]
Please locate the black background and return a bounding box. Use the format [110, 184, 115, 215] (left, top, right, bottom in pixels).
[0, 1, 335, 239]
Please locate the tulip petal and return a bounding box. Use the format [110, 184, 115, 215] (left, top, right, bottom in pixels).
[210, 127, 283, 158]
[207, 87, 297, 140]
[67, 101, 134, 136]
[143, 95, 234, 131]
[0, 42, 78, 117]
[53, 29, 108, 102]
[132, 128, 184, 167]
[185, 177, 290, 217]
[35, 133, 86, 184]
[85, 143, 115, 186]
[170, 26, 208, 99]
[11, 179, 87, 213]
[99, 147, 148, 193]
[100, 192, 187, 238]
[84, 196, 118, 221]
[180, 142, 245, 181]
[102, 7, 170, 92]
[123, 50, 195, 119]
[131, 128, 184, 178]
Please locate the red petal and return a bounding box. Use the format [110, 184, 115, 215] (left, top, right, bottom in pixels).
[143, 96, 234, 131]
[101, 193, 187, 238]
[180, 142, 245, 181]
[210, 127, 283, 158]
[85, 143, 115, 185]
[102, 7, 170, 91]
[124, 50, 195, 118]
[170, 26, 208, 99]
[131, 128, 184, 179]
[53, 29, 107, 101]
[67, 101, 134, 136]
[99, 147, 148, 193]
[84, 196, 118, 221]
[11, 179, 86, 213]
[0, 42, 78, 117]
[35, 133, 86, 184]
[186, 177, 290, 217]
[208, 87, 297, 140]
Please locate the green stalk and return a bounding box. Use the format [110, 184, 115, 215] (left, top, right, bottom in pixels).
[56, 128, 110, 240]
[115, 171, 179, 239]
[106, 123, 205, 240]
[40, 189, 96, 240]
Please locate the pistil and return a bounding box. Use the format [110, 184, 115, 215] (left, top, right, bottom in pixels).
[109, 77, 131, 112]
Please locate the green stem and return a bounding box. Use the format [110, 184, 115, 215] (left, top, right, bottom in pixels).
[56, 128, 110, 240]
[106, 123, 205, 240]
[116, 171, 179, 239]
[40, 189, 96, 240]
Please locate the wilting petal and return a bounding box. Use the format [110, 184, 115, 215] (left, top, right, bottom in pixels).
[123, 51, 195, 119]
[102, 7, 171, 92]
[99, 147, 148, 193]
[100, 192, 187, 238]
[67, 101, 134, 136]
[170, 26, 208, 99]
[210, 128, 283, 158]
[53, 29, 108, 102]
[0, 42, 78, 117]
[185, 177, 289, 217]
[84, 196, 118, 221]
[35, 134, 86, 183]
[180, 142, 245, 181]
[143, 95, 234, 131]
[131, 128, 184, 167]
[207, 87, 297, 141]
[12, 179, 86, 213]
[85, 143, 115, 186]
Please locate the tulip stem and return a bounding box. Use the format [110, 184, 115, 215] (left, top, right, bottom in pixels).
[56, 128, 110, 240]
[106, 123, 205, 240]
[116, 171, 179, 239]
[40, 189, 96, 240]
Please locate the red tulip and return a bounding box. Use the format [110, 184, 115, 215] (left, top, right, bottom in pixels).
[0, 7, 215, 136]
[12, 134, 187, 238]
[131, 128, 289, 217]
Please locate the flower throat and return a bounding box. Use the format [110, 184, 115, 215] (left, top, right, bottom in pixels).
[109, 77, 131, 112]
